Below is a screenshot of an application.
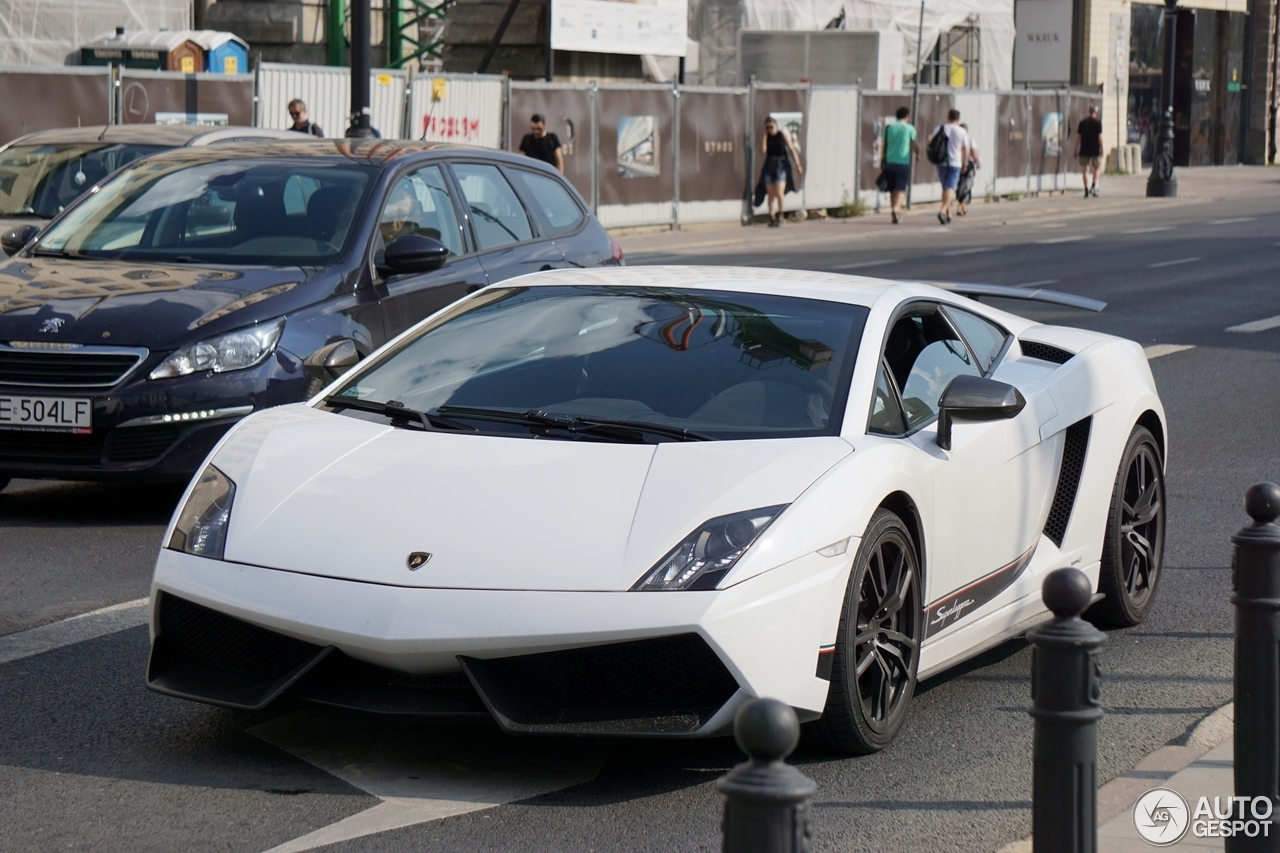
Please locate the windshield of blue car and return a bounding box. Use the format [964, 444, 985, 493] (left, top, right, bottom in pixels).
[332, 285, 869, 440]
[33, 157, 376, 265]
[0, 143, 167, 218]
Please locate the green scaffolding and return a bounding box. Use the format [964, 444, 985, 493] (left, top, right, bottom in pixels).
[328, 0, 457, 68]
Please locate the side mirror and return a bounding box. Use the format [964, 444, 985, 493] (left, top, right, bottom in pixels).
[303, 339, 360, 395]
[936, 374, 1026, 451]
[382, 234, 449, 274]
[2, 225, 40, 257]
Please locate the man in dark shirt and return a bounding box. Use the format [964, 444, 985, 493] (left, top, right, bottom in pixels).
[287, 99, 324, 137]
[518, 114, 564, 174]
[1075, 106, 1104, 197]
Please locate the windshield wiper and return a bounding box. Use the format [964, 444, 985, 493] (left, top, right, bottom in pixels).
[435, 405, 711, 442]
[29, 248, 88, 259]
[325, 395, 477, 432]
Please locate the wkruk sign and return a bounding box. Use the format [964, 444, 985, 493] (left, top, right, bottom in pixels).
[1013, 0, 1073, 85]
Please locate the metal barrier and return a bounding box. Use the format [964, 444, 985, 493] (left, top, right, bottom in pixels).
[410, 73, 504, 147]
[0, 65, 112, 142]
[118, 69, 255, 127]
[1228, 482, 1280, 852]
[256, 63, 409, 138]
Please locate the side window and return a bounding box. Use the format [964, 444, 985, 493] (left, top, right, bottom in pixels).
[944, 305, 1008, 374]
[869, 361, 907, 435]
[511, 169, 584, 236]
[377, 165, 464, 259]
[452, 163, 533, 250]
[883, 309, 981, 430]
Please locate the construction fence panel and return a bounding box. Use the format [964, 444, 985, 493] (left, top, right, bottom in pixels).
[508, 82, 596, 208]
[1065, 89, 1104, 181]
[596, 85, 676, 229]
[0, 66, 112, 144]
[410, 73, 504, 147]
[804, 86, 859, 210]
[857, 92, 903, 206]
[676, 86, 748, 225]
[118, 69, 255, 127]
[750, 83, 809, 215]
[995, 91, 1031, 196]
[954, 90, 998, 200]
[1029, 90, 1066, 192]
[908, 90, 955, 204]
[256, 63, 408, 138]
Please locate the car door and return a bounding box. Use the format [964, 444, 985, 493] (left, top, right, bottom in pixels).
[873, 302, 1057, 639]
[372, 163, 488, 340]
[448, 161, 566, 282]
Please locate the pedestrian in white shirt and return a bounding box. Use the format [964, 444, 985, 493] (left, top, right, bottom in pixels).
[930, 109, 970, 225]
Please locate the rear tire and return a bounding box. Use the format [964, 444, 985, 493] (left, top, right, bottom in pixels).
[807, 509, 922, 754]
[1089, 425, 1165, 627]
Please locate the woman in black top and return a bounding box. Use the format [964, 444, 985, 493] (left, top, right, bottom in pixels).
[758, 117, 803, 227]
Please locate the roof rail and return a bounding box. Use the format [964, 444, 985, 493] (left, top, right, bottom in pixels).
[922, 281, 1106, 313]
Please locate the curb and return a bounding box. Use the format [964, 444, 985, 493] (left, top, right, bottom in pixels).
[994, 703, 1235, 853]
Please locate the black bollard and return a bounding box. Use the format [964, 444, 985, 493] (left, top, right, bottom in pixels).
[1027, 568, 1107, 853]
[717, 698, 817, 853]
[1228, 482, 1280, 853]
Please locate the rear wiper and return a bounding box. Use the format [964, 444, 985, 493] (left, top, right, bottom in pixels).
[435, 405, 711, 442]
[325, 395, 476, 432]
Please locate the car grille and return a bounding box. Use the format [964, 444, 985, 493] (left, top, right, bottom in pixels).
[460, 634, 742, 733]
[0, 429, 107, 465]
[1044, 417, 1092, 547]
[0, 343, 149, 388]
[1019, 340, 1075, 365]
[107, 426, 181, 463]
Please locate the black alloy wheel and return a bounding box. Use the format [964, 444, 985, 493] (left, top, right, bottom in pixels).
[808, 508, 922, 754]
[1090, 425, 1166, 627]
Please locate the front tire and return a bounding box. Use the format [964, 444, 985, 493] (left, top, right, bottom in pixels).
[1089, 425, 1165, 627]
[807, 509, 922, 754]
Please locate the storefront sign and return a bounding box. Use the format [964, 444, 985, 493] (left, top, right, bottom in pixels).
[1013, 0, 1073, 84]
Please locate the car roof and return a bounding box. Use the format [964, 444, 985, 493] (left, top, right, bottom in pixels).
[52, 137, 532, 168]
[504, 266, 901, 309]
[6, 125, 296, 147]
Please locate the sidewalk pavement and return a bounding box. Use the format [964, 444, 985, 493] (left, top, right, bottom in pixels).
[613, 166, 1280, 258]
[997, 704, 1236, 853]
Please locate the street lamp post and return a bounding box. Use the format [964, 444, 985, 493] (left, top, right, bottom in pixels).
[346, 0, 376, 137]
[1145, 0, 1178, 197]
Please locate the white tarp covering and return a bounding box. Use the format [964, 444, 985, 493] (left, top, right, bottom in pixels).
[740, 0, 1015, 91]
[0, 0, 189, 66]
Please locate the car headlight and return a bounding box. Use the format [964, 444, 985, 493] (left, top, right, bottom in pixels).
[632, 505, 788, 591]
[149, 318, 284, 380]
[167, 464, 236, 560]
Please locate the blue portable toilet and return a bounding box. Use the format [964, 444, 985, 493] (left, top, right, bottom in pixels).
[193, 31, 249, 75]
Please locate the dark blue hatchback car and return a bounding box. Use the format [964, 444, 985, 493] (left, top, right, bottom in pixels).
[0, 139, 622, 487]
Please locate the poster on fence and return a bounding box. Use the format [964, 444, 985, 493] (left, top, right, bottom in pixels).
[552, 0, 687, 57]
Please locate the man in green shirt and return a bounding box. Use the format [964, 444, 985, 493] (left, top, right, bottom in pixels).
[882, 106, 918, 224]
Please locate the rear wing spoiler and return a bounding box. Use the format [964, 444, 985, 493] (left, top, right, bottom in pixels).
[921, 281, 1107, 313]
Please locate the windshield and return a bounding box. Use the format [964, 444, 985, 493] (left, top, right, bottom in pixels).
[0, 143, 167, 218]
[35, 157, 376, 265]
[332, 285, 868, 440]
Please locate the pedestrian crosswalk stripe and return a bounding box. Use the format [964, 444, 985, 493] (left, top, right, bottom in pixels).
[1226, 315, 1280, 333]
[0, 598, 149, 665]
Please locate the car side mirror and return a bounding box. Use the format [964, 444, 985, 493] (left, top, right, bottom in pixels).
[303, 339, 361, 396]
[936, 374, 1026, 451]
[2, 225, 40, 256]
[382, 234, 449, 275]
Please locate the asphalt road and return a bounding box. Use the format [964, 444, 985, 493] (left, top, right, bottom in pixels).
[1, 168, 1277, 853]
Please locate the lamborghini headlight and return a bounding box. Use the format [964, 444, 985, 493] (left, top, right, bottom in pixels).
[632, 505, 787, 591]
[167, 464, 236, 560]
[149, 318, 284, 380]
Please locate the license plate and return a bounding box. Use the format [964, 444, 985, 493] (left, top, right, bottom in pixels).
[0, 395, 93, 432]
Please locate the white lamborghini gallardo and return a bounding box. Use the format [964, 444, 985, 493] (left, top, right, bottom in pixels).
[148, 267, 1166, 754]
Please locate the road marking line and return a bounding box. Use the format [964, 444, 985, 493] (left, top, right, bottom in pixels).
[941, 246, 1000, 255]
[1208, 217, 1254, 225]
[1122, 226, 1175, 234]
[1144, 344, 1195, 359]
[1036, 235, 1093, 244]
[0, 598, 149, 665]
[1016, 279, 1060, 288]
[1148, 257, 1201, 268]
[833, 258, 898, 269]
[1227, 314, 1280, 333]
[253, 709, 612, 853]
[748, 257, 788, 265]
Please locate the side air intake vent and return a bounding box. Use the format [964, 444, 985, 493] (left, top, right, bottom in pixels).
[1044, 417, 1092, 547]
[1020, 340, 1075, 365]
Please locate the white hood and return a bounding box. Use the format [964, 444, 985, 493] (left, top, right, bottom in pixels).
[217, 406, 851, 591]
